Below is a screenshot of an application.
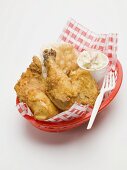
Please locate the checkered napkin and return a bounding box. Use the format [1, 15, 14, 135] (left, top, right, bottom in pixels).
[59, 18, 118, 66]
[16, 18, 118, 122]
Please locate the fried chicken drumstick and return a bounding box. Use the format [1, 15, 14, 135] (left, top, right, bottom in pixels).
[43, 49, 76, 110]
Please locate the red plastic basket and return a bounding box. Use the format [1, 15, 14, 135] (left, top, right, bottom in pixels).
[16, 60, 123, 132]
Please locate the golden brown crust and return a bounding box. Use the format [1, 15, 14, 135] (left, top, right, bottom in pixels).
[53, 44, 78, 75]
[29, 56, 42, 74]
[43, 49, 99, 110]
[15, 45, 99, 120]
[14, 56, 59, 120]
[69, 68, 99, 106]
[43, 49, 75, 110]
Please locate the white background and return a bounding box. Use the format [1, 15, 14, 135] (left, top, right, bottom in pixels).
[0, 0, 127, 170]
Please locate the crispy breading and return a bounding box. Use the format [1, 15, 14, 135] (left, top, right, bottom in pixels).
[15, 46, 99, 120]
[53, 43, 78, 75]
[43, 49, 99, 110]
[14, 56, 59, 120]
[70, 68, 99, 106]
[43, 49, 76, 110]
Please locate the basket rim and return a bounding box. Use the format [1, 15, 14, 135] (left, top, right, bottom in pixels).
[16, 59, 123, 130]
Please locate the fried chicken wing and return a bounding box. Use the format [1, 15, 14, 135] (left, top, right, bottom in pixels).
[14, 56, 59, 120]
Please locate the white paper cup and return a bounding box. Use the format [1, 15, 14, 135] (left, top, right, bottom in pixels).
[77, 50, 109, 83]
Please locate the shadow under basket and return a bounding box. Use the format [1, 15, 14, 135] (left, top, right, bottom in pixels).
[16, 60, 123, 132]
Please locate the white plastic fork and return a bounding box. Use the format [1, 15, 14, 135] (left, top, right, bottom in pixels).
[87, 71, 116, 129]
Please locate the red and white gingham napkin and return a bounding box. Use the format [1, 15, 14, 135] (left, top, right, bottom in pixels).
[16, 18, 118, 122]
[59, 18, 118, 66]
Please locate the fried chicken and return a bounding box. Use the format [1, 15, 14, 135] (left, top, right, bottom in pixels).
[53, 43, 78, 75]
[70, 69, 99, 106]
[43, 49, 76, 110]
[43, 49, 99, 111]
[14, 56, 59, 120]
[15, 45, 99, 121]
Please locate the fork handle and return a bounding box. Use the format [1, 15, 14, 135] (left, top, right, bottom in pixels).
[87, 92, 104, 129]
